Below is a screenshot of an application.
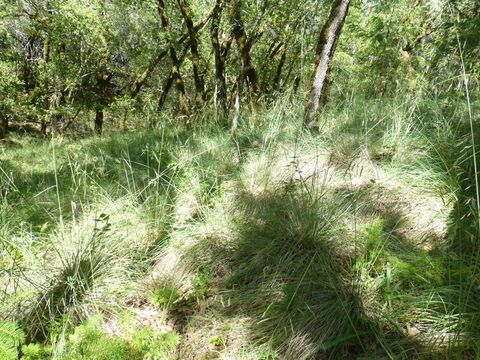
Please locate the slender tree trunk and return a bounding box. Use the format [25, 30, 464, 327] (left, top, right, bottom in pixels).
[94, 72, 108, 135]
[94, 0, 110, 135]
[117, 6, 216, 132]
[230, 0, 262, 125]
[157, 0, 190, 117]
[158, 46, 189, 111]
[95, 108, 103, 135]
[305, 0, 351, 128]
[177, 0, 205, 106]
[130, 51, 167, 99]
[0, 114, 7, 140]
[158, 73, 175, 111]
[399, 32, 430, 92]
[211, 0, 228, 115]
[232, 78, 242, 132]
[268, 41, 283, 61]
[231, 0, 260, 100]
[96, 72, 115, 134]
[40, 12, 51, 136]
[22, 37, 36, 90]
[272, 44, 287, 91]
[400, 46, 416, 90]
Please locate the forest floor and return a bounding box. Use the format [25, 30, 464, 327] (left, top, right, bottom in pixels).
[1, 97, 478, 359]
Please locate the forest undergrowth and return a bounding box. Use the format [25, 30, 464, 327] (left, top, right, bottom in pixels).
[1, 95, 479, 359]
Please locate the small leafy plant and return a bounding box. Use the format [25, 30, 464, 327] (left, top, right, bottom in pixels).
[153, 285, 181, 309]
[131, 327, 181, 360]
[65, 315, 138, 360]
[20, 343, 52, 360]
[0, 321, 25, 360]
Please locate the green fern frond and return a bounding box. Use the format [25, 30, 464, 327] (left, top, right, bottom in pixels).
[0, 321, 25, 360]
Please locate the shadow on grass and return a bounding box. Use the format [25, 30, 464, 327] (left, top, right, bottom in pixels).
[435, 122, 480, 356]
[183, 181, 436, 359]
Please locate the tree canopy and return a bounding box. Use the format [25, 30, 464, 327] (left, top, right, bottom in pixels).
[0, 0, 477, 134]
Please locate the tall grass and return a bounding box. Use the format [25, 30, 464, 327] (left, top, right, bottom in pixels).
[1, 94, 480, 358]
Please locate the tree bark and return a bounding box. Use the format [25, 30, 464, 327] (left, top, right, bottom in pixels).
[232, 78, 242, 132]
[158, 72, 176, 112]
[157, 0, 190, 117]
[399, 31, 431, 92]
[95, 108, 103, 135]
[130, 52, 167, 99]
[40, 4, 52, 136]
[0, 114, 7, 140]
[230, 0, 260, 99]
[211, 0, 230, 115]
[305, 0, 351, 128]
[272, 44, 287, 91]
[122, 6, 216, 130]
[177, 0, 205, 106]
[22, 37, 36, 90]
[158, 47, 189, 111]
[94, 0, 110, 135]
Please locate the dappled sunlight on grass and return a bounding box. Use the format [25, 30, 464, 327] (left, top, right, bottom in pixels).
[1, 97, 479, 358]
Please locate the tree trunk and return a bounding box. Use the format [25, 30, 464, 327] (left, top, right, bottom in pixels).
[272, 44, 287, 91]
[158, 73, 175, 111]
[95, 108, 103, 135]
[94, 70, 110, 134]
[117, 4, 216, 132]
[120, 110, 128, 132]
[94, 0, 109, 135]
[230, 0, 260, 100]
[128, 6, 215, 100]
[0, 114, 7, 140]
[305, 0, 351, 128]
[40, 14, 51, 136]
[399, 31, 431, 92]
[157, 0, 190, 116]
[177, 0, 205, 106]
[232, 79, 242, 133]
[211, 0, 229, 115]
[130, 51, 167, 99]
[22, 37, 36, 90]
[158, 46, 189, 111]
[400, 46, 417, 91]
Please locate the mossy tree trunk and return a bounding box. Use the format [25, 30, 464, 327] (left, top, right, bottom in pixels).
[272, 44, 287, 91]
[177, 0, 205, 106]
[305, 0, 351, 128]
[157, 0, 190, 117]
[211, 0, 230, 116]
[231, 0, 260, 100]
